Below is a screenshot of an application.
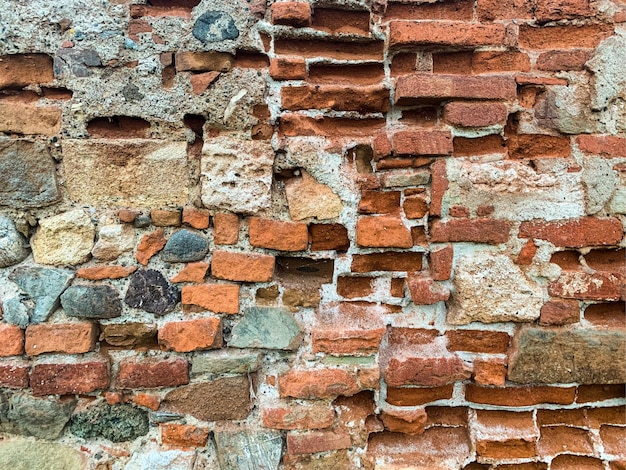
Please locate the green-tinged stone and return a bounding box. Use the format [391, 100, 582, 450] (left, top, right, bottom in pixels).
[61, 285, 122, 319]
[70, 404, 148, 442]
[214, 430, 282, 470]
[7, 393, 76, 439]
[322, 356, 377, 366]
[229, 307, 302, 350]
[191, 350, 262, 376]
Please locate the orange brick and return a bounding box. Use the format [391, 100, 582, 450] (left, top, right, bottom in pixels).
[473, 359, 507, 386]
[466, 385, 576, 406]
[538, 426, 594, 457]
[181, 284, 239, 314]
[519, 24, 613, 50]
[271, 2, 312, 26]
[213, 212, 239, 245]
[150, 209, 181, 226]
[519, 217, 623, 248]
[158, 318, 222, 352]
[356, 216, 412, 248]
[286, 429, 351, 455]
[389, 21, 506, 48]
[171, 262, 210, 283]
[249, 217, 309, 251]
[77, 265, 137, 280]
[132, 392, 161, 411]
[0, 324, 24, 357]
[0, 54, 54, 89]
[279, 369, 361, 399]
[269, 57, 307, 80]
[25, 323, 97, 356]
[182, 206, 210, 229]
[211, 251, 275, 282]
[136, 229, 167, 265]
[161, 423, 209, 448]
[262, 402, 335, 430]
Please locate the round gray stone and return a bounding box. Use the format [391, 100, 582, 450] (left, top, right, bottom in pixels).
[193, 11, 239, 43]
[161, 229, 208, 263]
[61, 285, 122, 319]
[124, 269, 179, 315]
[0, 216, 29, 268]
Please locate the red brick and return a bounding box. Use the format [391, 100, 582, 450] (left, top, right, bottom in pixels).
[262, 403, 335, 430]
[431, 219, 511, 244]
[351, 252, 423, 272]
[279, 369, 362, 399]
[25, 323, 97, 356]
[381, 408, 427, 435]
[308, 63, 384, 86]
[477, 0, 534, 20]
[539, 299, 579, 325]
[407, 274, 450, 305]
[444, 102, 508, 128]
[577, 135, 626, 158]
[356, 216, 412, 248]
[385, 0, 473, 21]
[472, 51, 532, 74]
[0, 362, 29, 388]
[536, 49, 593, 71]
[181, 284, 239, 314]
[396, 74, 516, 105]
[0, 54, 54, 89]
[0, 324, 24, 356]
[551, 455, 605, 470]
[213, 212, 239, 245]
[249, 217, 309, 251]
[600, 425, 626, 456]
[282, 85, 389, 112]
[161, 423, 209, 448]
[384, 355, 471, 387]
[182, 207, 210, 229]
[429, 244, 453, 281]
[577, 384, 626, 403]
[449, 206, 470, 218]
[520, 217, 623, 248]
[507, 134, 571, 159]
[312, 323, 385, 356]
[474, 359, 507, 386]
[453, 135, 506, 156]
[538, 426, 594, 457]
[279, 114, 385, 138]
[403, 195, 429, 219]
[386, 385, 454, 406]
[430, 159, 447, 217]
[336, 276, 373, 299]
[287, 429, 351, 455]
[516, 239, 537, 265]
[474, 410, 538, 460]
[269, 58, 307, 80]
[136, 229, 167, 265]
[170, 261, 209, 283]
[311, 8, 370, 35]
[587, 406, 626, 427]
[190, 73, 220, 94]
[466, 384, 576, 406]
[158, 318, 222, 353]
[584, 302, 626, 328]
[446, 330, 511, 354]
[271, 2, 311, 26]
[392, 129, 453, 156]
[117, 357, 188, 389]
[535, 0, 594, 21]
[519, 24, 613, 49]
[358, 191, 400, 214]
[536, 408, 587, 427]
[548, 271, 623, 301]
[30, 359, 109, 396]
[389, 21, 505, 48]
[211, 251, 275, 282]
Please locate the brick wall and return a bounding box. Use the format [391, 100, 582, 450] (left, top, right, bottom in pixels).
[0, 0, 625, 468]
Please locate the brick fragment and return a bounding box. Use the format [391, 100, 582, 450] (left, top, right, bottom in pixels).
[392, 129, 453, 156]
[444, 102, 508, 128]
[0, 362, 30, 388]
[271, 2, 312, 26]
[269, 58, 307, 80]
[262, 403, 335, 430]
[466, 385, 576, 406]
[358, 191, 400, 214]
[175, 51, 233, 72]
[249, 217, 309, 251]
[213, 212, 239, 245]
[0, 54, 54, 89]
[211, 251, 275, 282]
[30, 359, 110, 396]
[446, 330, 510, 354]
[309, 224, 350, 251]
[150, 209, 181, 226]
[136, 229, 167, 265]
[182, 207, 210, 229]
[158, 318, 222, 352]
[429, 244, 453, 281]
[279, 369, 362, 399]
[25, 323, 97, 356]
[381, 408, 427, 435]
[407, 274, 450, 305]
[536, 50, 593, 71]
[473, 359, 507, 386]
[77, 265, 137, 280]
[181, 284, 239, 314]
[577, 134, 626, 158]
[0, 324, 24, 357]
[287, 429, 351, 455]
[117, 358, 189, 389]
[384, 356, 470, 387]
[431, 219, 511, 244]
[0, 102, 61, 136]
[170, 262, 209, 283]
[539, 299, 579, 325]
[161, 423, 209, 448]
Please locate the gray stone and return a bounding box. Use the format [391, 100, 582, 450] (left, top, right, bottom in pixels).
[9, 266, 74, 323]
[587, 31, 626, 111]
[122, 83, 145, 102]
[229, 307, 302, 350]
[70, 404, 149, 442]
[125, 448, 196, 470]
[134, 215, 151, 228]
[0, 139, 59, 208]
[91, 224, 135, 261]
[582, 157, 618, 214]
[54, 48, 102, 77]
[161, 230, 208, 263]
[193, 11, 239, 43]
[508, 328, 626, 384]
[381, 169, 430, 188]
[1, 297, 30, 328]
[6, 393, 76, 440]
[0, 437, 86, 470]
[61, 285, 122, 319]
[124, 269, 179, 315]
[0, 216, 29, 268]
[214, 430, 283, 470]
[191, 350, 262, 377]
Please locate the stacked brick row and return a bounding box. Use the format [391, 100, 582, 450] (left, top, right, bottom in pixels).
[0, 0, 625, 469]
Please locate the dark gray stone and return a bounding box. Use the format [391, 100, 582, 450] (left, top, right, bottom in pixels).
[61, 285, 122, 319]
[9, 266, 74, 323]
[193, 11, 239, 43]
[229, 307, 302, 350]
[124, 269, 179, 315]
[7, 393, 76, 439]
[508, 327, 626, 384]
[54, 48, 102, 77]
[214, 430, 282, 470]
[0, 216, 29, 268]
[70, 404, 149, 442]
[161, 229, 208, 263]
[0, 139, 59, 208]
[122, 83, 144, 102]
[134, 215, 151, 228]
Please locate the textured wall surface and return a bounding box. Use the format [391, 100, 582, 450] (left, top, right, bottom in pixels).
[0, 0, 625, 469]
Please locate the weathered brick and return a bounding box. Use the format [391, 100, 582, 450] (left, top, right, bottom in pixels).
[211, 251, 275, 282]
[308, 223, 350, 251]
[538, 426, 594, 457]
[262, 402, 335, 430]
[577, 134, 626, 157]
[444, 102, 508, 128]
[0, 103, 61, 136]
[507, 134, 571, 159]
[403, 194, 429, 219]
[181, 284, 239, 314]
[213, 212, 239, 245]
[0, 324, 24, 356]
[0, 54, 54, 88]
[279, 369, 362, 399]
[466, 384, 576, 406]
[351, 252, 423, 272]
[539, 299, 580, 325]
[170, 261, 210, 283]
[271, 2, 311, 26]
[175, 51, 233, 72]
[384, 355, 471, 387]
[519, 24, 613, 49]
[25, 322, 97, 356]
[161, 423, 209, 448]
[182, 207, 210, 229]
[536, 49, 593, 71]
[386, 385, 454, 407]
[30, 358, 109, 396]
[474, 410, 539, 460]
[445, 330, 510, 354]
[520, 217, 623, 247]
[391, 129, 453, 156]
[0, 361, 30, 388]
[389, 21, 505, 48]
[287, 429, 351, 455]
[269, 58, 307, 80]
[358, 191, 401, 214]
[356, 216, 412, 248]
[429, 244, 453, 281]
[158, 318, 222, 352]
[473, 359, 507, 387]
[431, 219, 511, 244]
[77, 265, 137, 280]
[117, 357, 189, 389]
[282, 85, 389, 112]
[249, 217, 309, 251]
[407, 274, 450, 304]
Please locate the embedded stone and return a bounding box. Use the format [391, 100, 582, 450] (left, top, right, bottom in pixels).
[508, 328, 626, 384]
[163, 376, 252, 421]
[6, 393, 76, 440]
[214, 430, 283, 470]
[92, 224, 135, 260]
[0, 139, 59, 208]
[61, 285, 122, 319]
[161, 229, 208, 263]
[0, 216, 29, 268]
[54, 48, 101, 77]
[100, 323, 157, 347]
[285, 171, 343, 221]
[193, 11, 239, 43]
[191, 350, 262, 377]
[30, 210, 95, 266]
[448, 252, 543, 324]
[1, 298, 30, 328]
[70, 404, 149, 442]
[125, 448, 196, 470]
[229, 307, 302, 350]
[124, 269, 179, 315]
[0, 438, 85, 470]
[9, 266, 74, 324]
